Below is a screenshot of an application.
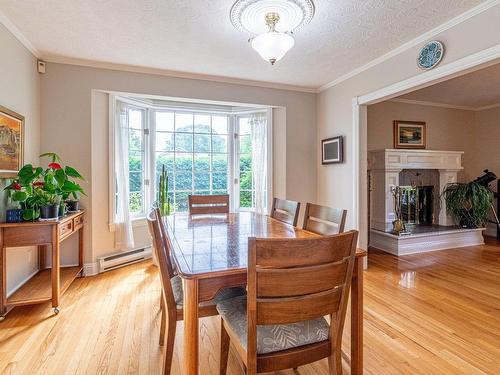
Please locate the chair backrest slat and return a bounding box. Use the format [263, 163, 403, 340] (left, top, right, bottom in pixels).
[188, 194, 229, 215]
[303, 203, 347, 235]
[147, 208, 177, 314]
[270, 197, 300, 226]
[248, 230, 358, 328]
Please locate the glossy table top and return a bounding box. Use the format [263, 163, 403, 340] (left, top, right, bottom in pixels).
[165, 212, 318, 278]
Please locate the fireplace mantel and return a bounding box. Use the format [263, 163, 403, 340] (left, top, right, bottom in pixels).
[368, 149, 464, 171]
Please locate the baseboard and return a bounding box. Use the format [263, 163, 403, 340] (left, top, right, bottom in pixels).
[83, 262, 99, 276]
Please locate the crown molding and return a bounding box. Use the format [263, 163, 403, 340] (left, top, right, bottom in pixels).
[476, 102, 500, 111]
[0, 9, 40, 58]
[319, 0, 500, 92]
[44, 56, 318, 93]
[389, 98, 477, 111]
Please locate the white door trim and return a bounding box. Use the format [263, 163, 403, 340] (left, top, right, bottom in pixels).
[352, 44, 500, 250]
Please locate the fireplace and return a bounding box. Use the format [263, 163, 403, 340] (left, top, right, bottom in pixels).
[399, 185, 434, 225]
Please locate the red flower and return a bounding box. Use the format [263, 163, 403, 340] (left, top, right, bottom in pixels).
[33, 181, 44, 187]
[13, 183, 21, 191]
[48, 162, 62, 170]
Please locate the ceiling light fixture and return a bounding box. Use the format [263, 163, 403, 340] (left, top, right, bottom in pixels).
[230, 0, 315, 65]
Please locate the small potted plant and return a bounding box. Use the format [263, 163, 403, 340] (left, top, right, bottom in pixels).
[442, 181, 493, 228]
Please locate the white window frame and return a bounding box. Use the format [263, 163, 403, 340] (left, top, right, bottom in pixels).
[109, 96, 273, 227]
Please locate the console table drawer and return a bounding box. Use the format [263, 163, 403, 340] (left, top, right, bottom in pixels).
[3, 226, 52, 247]
[59, 220, 73, 240]
[73, 214, 84, 230]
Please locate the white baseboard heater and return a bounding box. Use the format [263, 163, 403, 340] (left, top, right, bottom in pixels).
[98, 246, 152, 273]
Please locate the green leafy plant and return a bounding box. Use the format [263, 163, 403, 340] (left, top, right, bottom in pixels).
[442, 182, 493, 228]
[157, 164, 171, 216]
[4, 153, 86, 220]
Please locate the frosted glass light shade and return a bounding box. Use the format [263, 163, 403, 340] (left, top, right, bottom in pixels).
[251, 31, 295, 64]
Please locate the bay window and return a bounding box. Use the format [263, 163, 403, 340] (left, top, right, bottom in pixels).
[111, 96, 271, 223]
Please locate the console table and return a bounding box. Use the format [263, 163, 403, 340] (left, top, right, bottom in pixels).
[0, 211, 85, 320]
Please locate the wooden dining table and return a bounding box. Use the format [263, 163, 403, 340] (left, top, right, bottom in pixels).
[165, 212, 367, 375]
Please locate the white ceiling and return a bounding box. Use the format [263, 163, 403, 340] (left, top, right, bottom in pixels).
[398, 63, 500, 109]
[0, 0, 485, 89]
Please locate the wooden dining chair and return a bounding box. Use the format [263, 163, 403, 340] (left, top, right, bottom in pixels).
[217, 230, 359, 375]
[303, 203, 347, 235]
[146, 208, 245, 375]
[188, 194, 230, 215]
[270, 197, 301, 226]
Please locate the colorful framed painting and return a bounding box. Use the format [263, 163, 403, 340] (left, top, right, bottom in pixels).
[393, 121, 426, 149]
[0, 105, 24, 177]
[322, 136, 343, 164]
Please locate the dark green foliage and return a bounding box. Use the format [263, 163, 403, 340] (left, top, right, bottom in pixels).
[442, 182, 493, 228]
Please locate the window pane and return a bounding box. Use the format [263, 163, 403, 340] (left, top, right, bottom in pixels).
[156, 152, 174, 174]
[175, 133, 193, 152]
[212, 154, 228, 172]
[240, 170, 252, 190]
[174, 192, 189, 212]
[156, 112, 174, 132]
[129, 129, 142, 151]
[129, 109, 143, 130]
[240, 191, 252, 208]
[129, 172, 142, 192]
[194, 190, 210, 196]
[129, 192, 143, 213]
[175, 113, 193, 132]
[239, 154, 251, 173]
[212, 173, 227, 190]
[194, 114, 211, 133]
[194, 134, 210, 153]
[156, 132, 174, 152]
[175, 171, 192, 190]
[129, 151, 142, 172]
[239, 118, 251, 135]
[239, 135, 251, 154]
[194, 153, 210, 171]
[194, 172, 210, 190]
[175, 153, 192, 171]
[212, 134, 227, 153]
[212, 116, 228, 134]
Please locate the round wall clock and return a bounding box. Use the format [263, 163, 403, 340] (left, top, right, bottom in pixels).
[417, 41, 445, 70]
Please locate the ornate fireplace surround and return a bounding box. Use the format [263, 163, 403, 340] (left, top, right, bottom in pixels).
[368, 149, 484, 255]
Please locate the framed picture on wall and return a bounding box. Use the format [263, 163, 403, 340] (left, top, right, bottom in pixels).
[322, 136, 343, 164]
[393, 120, 426, 149]
[0, 105, 24, 177]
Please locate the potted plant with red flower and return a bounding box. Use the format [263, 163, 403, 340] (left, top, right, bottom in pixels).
[5, 153, 86, 221]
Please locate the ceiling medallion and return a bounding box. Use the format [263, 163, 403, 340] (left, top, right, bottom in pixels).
[230, 0, 315, 65]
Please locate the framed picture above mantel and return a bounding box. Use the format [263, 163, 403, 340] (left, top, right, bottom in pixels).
[322, 136, 343, 164]
[393, 120, 426, 149]
[0, 105, 24, 177]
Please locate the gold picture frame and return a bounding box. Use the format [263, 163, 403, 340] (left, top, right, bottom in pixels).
[0, 105, 24, 177]
[393, 120, 426, 149]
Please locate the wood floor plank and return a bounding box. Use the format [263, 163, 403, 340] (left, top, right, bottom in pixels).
[1, 241, 499, 374]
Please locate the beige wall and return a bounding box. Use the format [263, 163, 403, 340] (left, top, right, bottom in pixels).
[0, 24, 41, 294]
[317, 4, 500, 250]
[469, 107, 500, 179]
[41, 63, 317, 266]
[367, 101, 475, 181]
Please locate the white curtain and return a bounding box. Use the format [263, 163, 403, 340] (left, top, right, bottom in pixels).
[250, 112, 268, 215]
[114, 101, 135, 250]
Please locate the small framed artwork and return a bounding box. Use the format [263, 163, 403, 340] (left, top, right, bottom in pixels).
[393, 120, 426, 149]
[322, 136, 343, 164]
[0, 105, 24, 177]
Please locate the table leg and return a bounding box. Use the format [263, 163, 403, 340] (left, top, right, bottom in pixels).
[183, 278, 199, 375]
[351, 256, 363, 375]
[78, 227, 84, 274]
[38, 245, 46, 270]
[51, 226, 60, 313]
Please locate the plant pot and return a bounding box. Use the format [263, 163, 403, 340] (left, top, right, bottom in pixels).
[59, 202, 68, 217]
[66, 200, 80, 212]
[6, 209, 24, 223]
[40, 204, 60, 220]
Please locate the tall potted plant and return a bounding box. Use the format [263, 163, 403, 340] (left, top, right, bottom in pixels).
[157, 164, 171, 216]
[442, 181, 493, 228]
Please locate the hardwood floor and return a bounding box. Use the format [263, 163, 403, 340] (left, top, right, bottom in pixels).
[1, 240, 499, 374]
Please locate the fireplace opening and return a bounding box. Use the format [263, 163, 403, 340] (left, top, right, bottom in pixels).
[399, 185, 434, 225]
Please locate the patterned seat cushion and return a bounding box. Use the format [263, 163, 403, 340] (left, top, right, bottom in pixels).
[171, 275, 246, 309]
[216, 295, 329, 354]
